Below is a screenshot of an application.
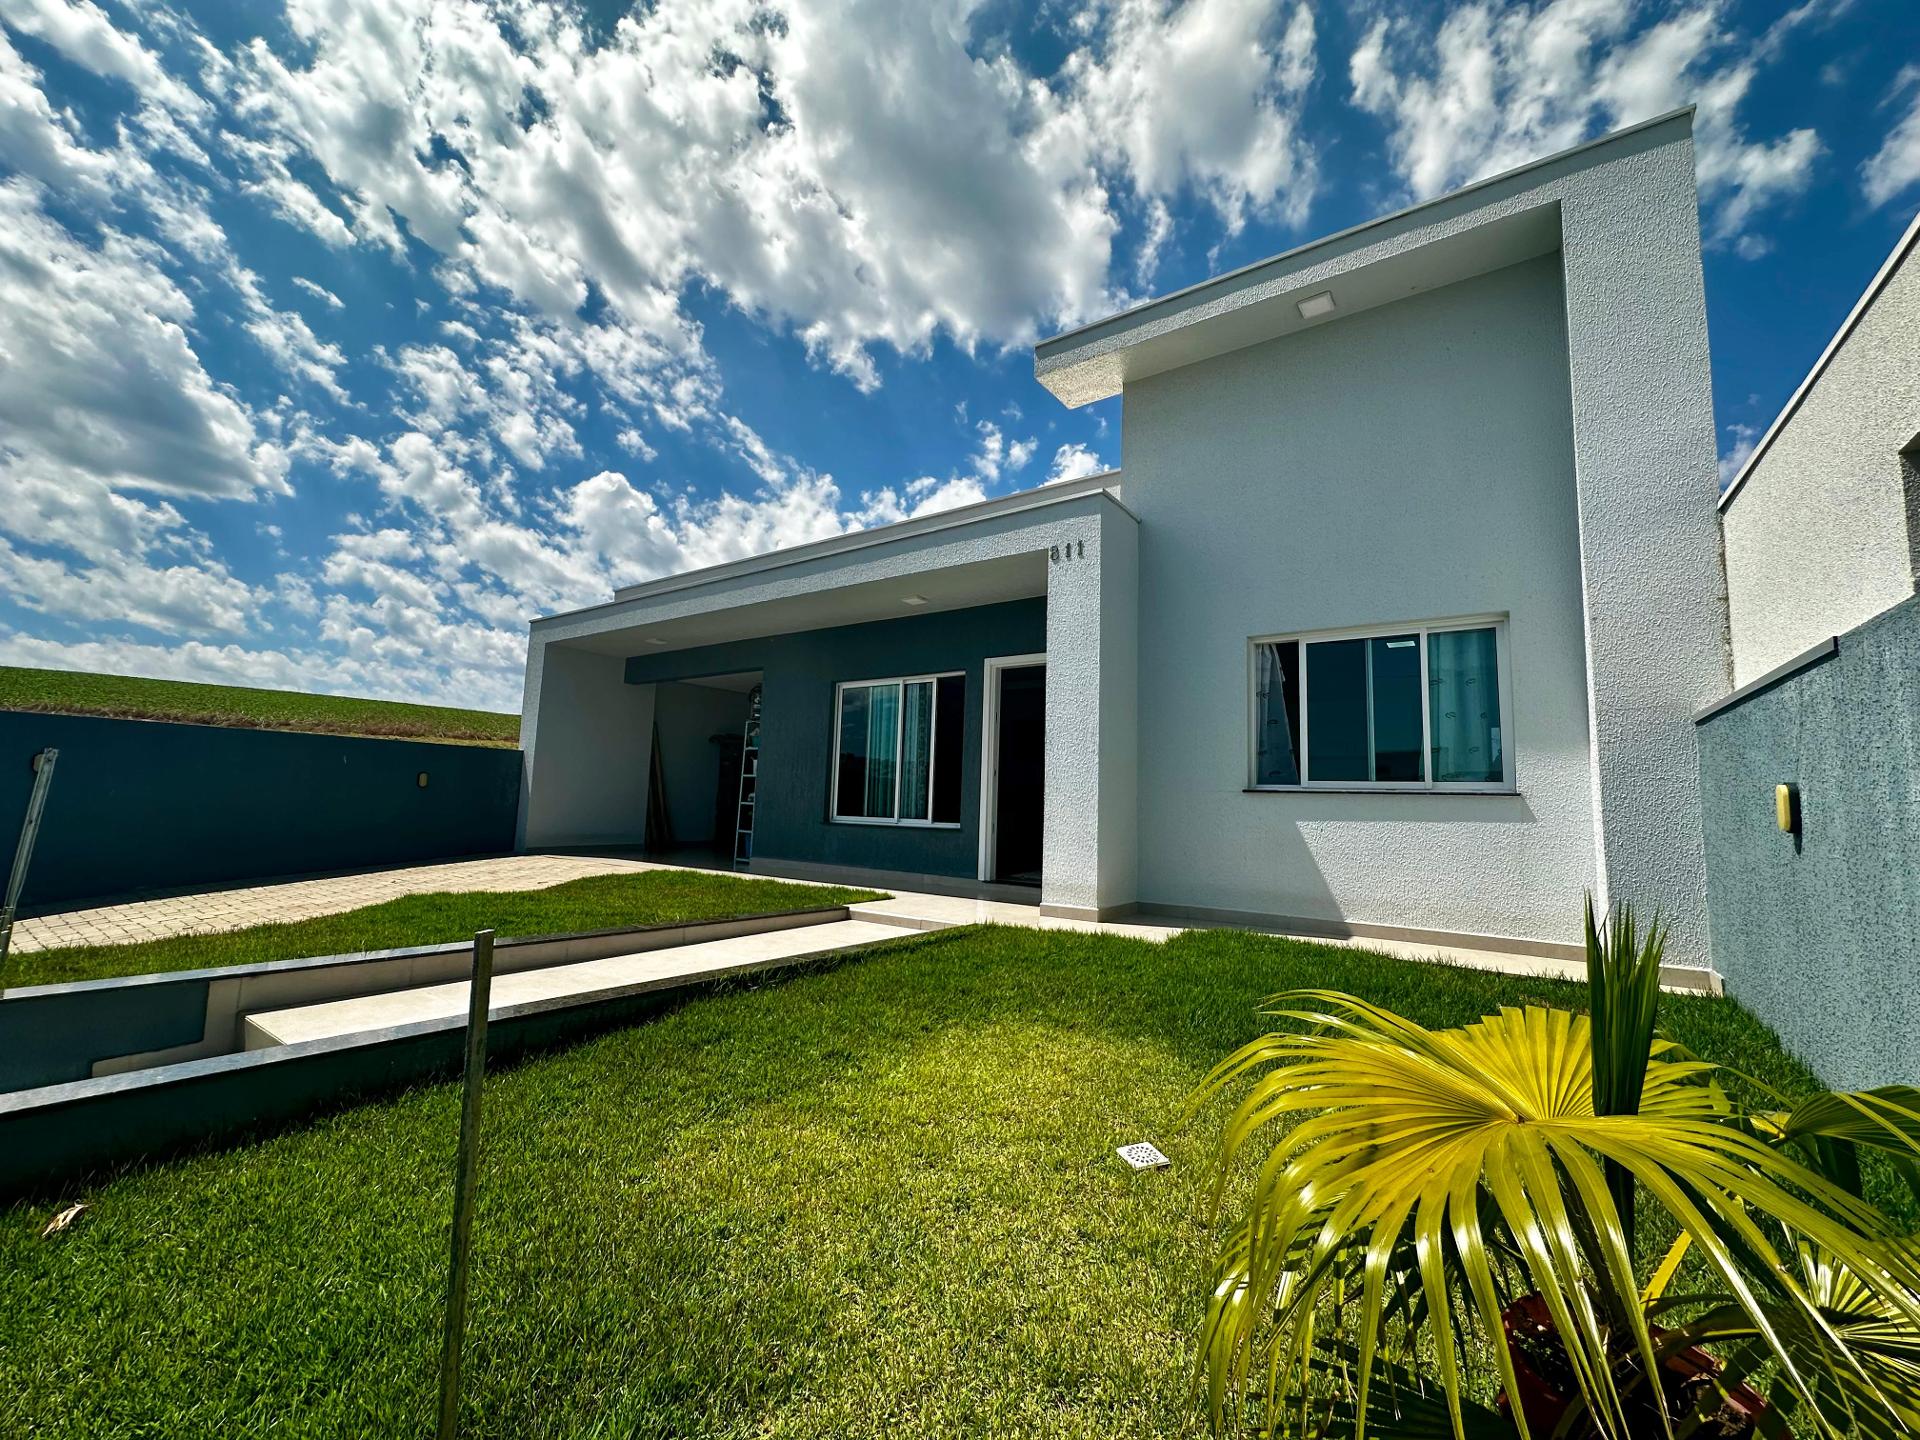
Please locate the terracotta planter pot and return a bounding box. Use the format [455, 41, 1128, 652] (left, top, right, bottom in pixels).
[1496, 1295, 1770, 1437]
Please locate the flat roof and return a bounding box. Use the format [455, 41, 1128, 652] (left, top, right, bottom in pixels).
[1035, 108, 1695, 408]
[1718, 206, 1920, 511]
[532, 469, 1127, 628]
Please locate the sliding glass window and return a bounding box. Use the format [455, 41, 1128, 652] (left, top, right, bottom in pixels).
[1250, 618, 1509, 790]
[834, 673, 966, 824]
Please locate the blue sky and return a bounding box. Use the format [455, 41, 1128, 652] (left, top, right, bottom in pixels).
[0, 0, 1915, 713]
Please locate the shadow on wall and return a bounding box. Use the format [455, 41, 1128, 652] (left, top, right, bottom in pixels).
[1146, 790, 1546, 941]
[1697, 593, 1920, 1092]
[0, 712, 522, 911]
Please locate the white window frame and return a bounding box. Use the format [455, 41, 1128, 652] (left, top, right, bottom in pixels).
[1246, 614, 1516, 794]
[831, 671, 966, 827]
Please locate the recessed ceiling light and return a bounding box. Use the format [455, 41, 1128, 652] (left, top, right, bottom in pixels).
[900, 594, 929, 607]
[644, 637, 669, 646]
[1296, 290, 1336, 319]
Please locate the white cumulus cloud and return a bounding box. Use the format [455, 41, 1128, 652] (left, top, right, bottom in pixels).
[1047, 441, 1109, 483]
[1863, 66, 1920, 208]
[1348, 0, 1825, 249]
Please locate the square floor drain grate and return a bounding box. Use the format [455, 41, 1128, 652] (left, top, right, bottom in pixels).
[1117, 1141, 1171, 1172]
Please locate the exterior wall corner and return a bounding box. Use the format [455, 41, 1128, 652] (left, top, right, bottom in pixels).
[1557, 132, 1727, 966]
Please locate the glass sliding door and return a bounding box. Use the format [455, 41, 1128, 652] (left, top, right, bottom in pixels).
[1250, 618, 1510, 791]
[898, 680, 934, 821]
[1253, 639, 1301, 786]
[1367, 634, 1424, 781]
[1427, 627, 1502, 783]
[833, 672, 967, 825]
[862, 682, 900, 816]
[1303, 637, 1369, 782]
[931, 675, 964, 823]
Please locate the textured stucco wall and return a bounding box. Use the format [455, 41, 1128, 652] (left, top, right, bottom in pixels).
[521, 489, 1138, 913]
[517, 645, 655, 848]
[1115, 118, 1723, 963]
[625, 601, 1044, 878]
[1123, 256, 1598, 947]
[1097, 513, 1140, 911]
[1697, 593, 1920, 1089]
[1555, 127, 1727, 969]
[1722, 243, 1920, 684]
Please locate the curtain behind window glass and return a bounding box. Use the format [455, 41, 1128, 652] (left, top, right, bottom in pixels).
[899, 680, 934, 820]
[863, 683, 900, 816]
[1428, 628, 1501, 782]
[1254, 642, 1300, 785]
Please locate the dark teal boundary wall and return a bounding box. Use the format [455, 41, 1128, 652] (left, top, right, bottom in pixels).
[0, 712, 521, 910]
[626, 599, 1045, 879]
[1696, 593, 1920, 1092]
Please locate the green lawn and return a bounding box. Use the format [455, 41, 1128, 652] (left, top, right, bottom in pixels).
[11, 871, 881, 987]
[0, 924, 1822, 1439]
[0, 666, 520, 746]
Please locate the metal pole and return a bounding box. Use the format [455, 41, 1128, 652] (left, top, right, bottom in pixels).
[436, 928, 494, 1440]
[0, 747, 59, 987]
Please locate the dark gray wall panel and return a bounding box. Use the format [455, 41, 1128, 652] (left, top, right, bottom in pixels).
[1697, 593, 1920, 1090]
[626, 600, 1045, 879]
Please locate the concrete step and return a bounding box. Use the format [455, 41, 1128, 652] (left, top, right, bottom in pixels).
[242, 918, 915, 1050]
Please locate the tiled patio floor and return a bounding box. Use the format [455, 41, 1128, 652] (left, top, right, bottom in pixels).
[8, 853, 662, 954]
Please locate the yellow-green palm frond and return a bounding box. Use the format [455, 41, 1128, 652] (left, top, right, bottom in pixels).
[1758, 1087, 1920, 1205]
[1649, 1240, 1920, 1440]
[1192, 991, 1920, 1440]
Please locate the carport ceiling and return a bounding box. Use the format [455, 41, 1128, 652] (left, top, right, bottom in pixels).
[559, 552, 1049, 657]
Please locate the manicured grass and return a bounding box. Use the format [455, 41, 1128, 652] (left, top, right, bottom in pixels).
[0, 924, 1824, 1439]
[10, 872, 882, 986]
[0, 666, 520, 746]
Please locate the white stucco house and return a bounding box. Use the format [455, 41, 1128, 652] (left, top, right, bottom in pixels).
[518, 109, 1730, 972]
[1720, 207, 1920, 686]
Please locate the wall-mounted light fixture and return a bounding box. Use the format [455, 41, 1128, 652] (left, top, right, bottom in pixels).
[1296, 290, 1336, 320]
[1774, 782, 1800, 836]
[644, 637, 669, 646]
[900, 594, 929, 607]
[418, 771, 430, 789]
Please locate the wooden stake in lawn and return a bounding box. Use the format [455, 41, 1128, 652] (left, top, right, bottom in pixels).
[436, 928, 494, 1440]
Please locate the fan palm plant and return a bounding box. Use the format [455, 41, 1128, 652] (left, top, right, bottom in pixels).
[1190, 897, 1920, 1439]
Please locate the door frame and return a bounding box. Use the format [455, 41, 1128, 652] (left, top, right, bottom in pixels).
[978, 652, 1048, 883]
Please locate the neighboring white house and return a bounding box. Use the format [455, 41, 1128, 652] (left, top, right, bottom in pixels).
[518, 109, 1729, 972]
[1720, 209, 1920, 686]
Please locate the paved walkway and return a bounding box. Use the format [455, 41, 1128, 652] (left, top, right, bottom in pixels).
[10, 853, 658, 953]
[14, 852, 1669, 990]
[847, 892, 1602, 986]
[239, 889, 1613, 1056]
[244, 918, 911, 1049]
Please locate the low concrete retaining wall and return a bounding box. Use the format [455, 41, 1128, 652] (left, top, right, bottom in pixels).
[0, 907, 899, 1196]
[0, 710, 522, 909]
[0, 908, 849, 1092]
[1696, 592, 1920, 1091]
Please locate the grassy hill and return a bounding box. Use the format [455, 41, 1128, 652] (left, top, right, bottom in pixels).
[0, 667, 519, 747]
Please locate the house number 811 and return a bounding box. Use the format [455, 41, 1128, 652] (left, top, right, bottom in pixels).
[1050, 539, 1085, 562]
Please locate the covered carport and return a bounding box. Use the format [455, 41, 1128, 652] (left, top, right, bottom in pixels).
[515, 472, 1141, 920]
